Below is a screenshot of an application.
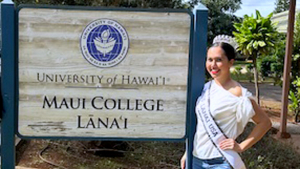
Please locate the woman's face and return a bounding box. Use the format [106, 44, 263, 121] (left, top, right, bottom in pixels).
[206, 46, 234, 80]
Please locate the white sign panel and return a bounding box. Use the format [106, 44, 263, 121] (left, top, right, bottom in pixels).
[18, 7, 191, 139]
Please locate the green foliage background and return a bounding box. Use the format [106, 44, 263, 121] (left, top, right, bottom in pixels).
[200, 0, 242, 45]
[273, 0, 289, 14]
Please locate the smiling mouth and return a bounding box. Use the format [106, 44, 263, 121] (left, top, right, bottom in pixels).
[211, 70, 220, 74]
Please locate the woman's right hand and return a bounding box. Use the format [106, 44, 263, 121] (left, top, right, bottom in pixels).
[180, 152, 187, 169]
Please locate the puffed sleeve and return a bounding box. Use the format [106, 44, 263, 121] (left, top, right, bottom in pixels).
[236, 89, 255, 136]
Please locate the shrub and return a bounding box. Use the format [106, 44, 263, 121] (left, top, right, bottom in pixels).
[289, 77, 300, 122]
[238, 123, 300, 168]
[259, 56, 277, 79]
[233, 65, 243, 81]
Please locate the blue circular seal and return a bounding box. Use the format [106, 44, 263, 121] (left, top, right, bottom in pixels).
[80, 19, 129, 68]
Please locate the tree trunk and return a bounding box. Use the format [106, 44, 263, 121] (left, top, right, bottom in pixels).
[253, 56, 260, 105]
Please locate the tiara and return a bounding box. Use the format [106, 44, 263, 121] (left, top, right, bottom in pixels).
[212, 35, 238, 49]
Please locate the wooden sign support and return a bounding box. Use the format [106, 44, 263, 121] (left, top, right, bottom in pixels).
[186, 4, 208, 169]
[1, 1, 16, 168]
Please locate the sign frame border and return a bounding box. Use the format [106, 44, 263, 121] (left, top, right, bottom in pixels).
[16, 4, 195, 141]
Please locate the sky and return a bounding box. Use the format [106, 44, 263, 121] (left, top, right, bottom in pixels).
[235, 0, 300, 17]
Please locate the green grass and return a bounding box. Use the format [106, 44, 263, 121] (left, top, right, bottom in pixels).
[231, 73, 254, 82]
[238, 123, 300, 169]
[231, 73, 276, 83]
[231, 68, 276, 84]
[234, 60, 253, 65]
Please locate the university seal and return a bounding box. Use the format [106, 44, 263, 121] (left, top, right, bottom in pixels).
[80, 19, 129, 68]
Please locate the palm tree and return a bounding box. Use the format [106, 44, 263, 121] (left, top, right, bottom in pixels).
[233, 10, 278, 104]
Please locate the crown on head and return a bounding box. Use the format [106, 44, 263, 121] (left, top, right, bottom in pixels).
[212, 35, 238, 49]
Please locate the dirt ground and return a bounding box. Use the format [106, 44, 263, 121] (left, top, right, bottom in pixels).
[17, 140, 184, 169]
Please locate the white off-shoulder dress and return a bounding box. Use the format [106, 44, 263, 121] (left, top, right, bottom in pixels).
[193, 80, 255, 159]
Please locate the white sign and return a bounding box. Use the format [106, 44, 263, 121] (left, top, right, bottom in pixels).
[18, 7, 191, 139]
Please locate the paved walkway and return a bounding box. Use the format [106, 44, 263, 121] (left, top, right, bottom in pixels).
[240, 82, 283, 110]
[240, 82, 282, 102]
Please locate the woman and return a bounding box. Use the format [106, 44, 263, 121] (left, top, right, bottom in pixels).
[181, 37, 272, 169]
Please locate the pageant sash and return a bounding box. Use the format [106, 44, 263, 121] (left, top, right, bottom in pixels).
[197, 82, 246, 169]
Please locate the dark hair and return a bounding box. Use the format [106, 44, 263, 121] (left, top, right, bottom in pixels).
[211, 42, 236, 60]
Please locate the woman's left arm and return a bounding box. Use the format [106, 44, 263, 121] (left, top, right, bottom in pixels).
[219, 99, 272, 153]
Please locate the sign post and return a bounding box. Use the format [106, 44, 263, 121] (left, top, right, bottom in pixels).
[185, 4, 208, 169]
[1, 0, 16, 168]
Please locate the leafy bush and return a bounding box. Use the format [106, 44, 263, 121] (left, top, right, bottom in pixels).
[289, 77, 300, 122]
[258, 56, 277, 78]
[238, 123, 300, 169]
[257, 55, 283, 85]
[235, 65, 243, 72]
[245, 64, 254, 82]
[246, 64, 254, 70]
[270, 61, 283, 86]
[233, 65, 243, 81]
